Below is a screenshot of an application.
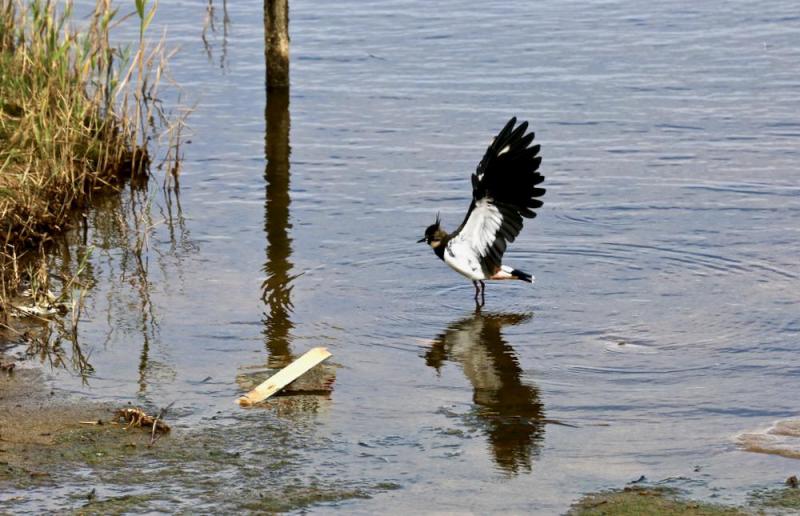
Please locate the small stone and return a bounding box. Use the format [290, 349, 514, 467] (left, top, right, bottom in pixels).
[787, 475, 799, 488]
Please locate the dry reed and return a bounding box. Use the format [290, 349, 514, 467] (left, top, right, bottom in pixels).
[0, 0, 176, 319]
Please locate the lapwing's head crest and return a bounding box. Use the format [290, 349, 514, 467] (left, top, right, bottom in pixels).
[418, 213, 444, 246]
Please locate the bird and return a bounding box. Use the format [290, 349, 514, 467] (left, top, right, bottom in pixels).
[418, 117, 546, 305]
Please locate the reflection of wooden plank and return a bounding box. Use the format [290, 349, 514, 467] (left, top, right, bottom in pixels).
[236, 347, 332, 407]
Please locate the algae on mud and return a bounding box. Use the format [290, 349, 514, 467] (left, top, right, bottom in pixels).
[569, 487, 747, 516]
[0, 367, 120, 483]
[569, 485, 800, 516]
[748, 485, 800, 512]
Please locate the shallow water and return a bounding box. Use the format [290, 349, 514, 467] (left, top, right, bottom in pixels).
[5, 0, 800, 513]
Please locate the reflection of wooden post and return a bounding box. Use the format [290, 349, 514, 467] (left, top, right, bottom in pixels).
[264, 0, 289, 89]
[263, 89, 293, 367]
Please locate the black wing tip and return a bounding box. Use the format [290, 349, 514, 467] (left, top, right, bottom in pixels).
[471, 116, 546, 223]
[492, 117, 536, 151]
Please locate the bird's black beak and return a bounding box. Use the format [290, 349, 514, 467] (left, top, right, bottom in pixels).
[417, 237, 426, 243]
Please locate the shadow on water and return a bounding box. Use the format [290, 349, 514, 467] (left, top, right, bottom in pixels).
[424, 309, 545, 475]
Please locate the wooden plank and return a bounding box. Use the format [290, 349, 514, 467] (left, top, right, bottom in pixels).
[236, 347, 332, 406]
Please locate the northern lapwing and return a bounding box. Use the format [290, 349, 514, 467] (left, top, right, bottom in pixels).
[418, 117, 546, 305]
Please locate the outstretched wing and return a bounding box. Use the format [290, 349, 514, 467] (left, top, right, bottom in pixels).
[450, 117, 545, 276]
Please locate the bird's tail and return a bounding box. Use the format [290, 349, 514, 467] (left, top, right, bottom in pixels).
[501, 265, 535, 283]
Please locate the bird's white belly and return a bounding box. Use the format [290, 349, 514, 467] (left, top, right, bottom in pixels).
[443, 239, 487, 280]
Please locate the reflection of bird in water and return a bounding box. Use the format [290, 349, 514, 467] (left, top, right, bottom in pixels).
[424, 310, 544, 475]
[418, 118, 546, 305]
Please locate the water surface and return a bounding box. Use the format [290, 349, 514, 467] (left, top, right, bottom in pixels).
[4, 0, 800, 512]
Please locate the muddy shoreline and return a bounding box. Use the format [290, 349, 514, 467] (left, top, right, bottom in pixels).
[0, 341, 388, 513]
[3, 342, 798, 514]
[0, 347, 120, 481]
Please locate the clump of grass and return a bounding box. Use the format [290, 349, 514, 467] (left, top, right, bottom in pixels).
[0, 0, 172, 318]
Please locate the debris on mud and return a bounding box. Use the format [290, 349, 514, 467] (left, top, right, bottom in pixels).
[10, 290, 68, 318]
[114, 407, 171, 435]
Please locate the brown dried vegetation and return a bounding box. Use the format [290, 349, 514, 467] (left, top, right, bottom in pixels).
[0, 0, 175, 318]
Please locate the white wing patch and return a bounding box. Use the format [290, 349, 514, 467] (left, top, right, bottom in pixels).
[443, 199, 503, 280]
[460, 198, 503, 259]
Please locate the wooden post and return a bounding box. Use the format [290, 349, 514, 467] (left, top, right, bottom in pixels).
[264, 0, 289, 90]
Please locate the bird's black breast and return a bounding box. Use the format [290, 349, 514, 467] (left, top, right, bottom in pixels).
[433, 236, 449, 261]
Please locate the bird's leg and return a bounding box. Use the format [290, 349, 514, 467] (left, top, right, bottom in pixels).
[479, 281, 485, 307]
[473, 280, 480, 301]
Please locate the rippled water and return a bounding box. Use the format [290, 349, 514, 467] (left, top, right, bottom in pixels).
[6, 0, 800, 512]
